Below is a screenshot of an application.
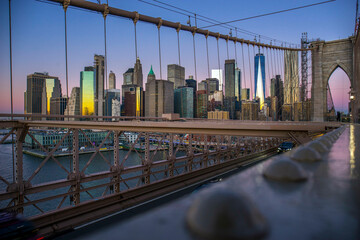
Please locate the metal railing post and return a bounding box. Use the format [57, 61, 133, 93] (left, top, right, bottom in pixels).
[113, 131, 120, 193]
[167, 133, 174, 177]
[186, 134, 193, 172]
[14, 126, 28, 214]
[143, 133, 150, 184]
[215, 135, 221, 164]
[72, 129, 80, 205]
[202, 134, 208, 168]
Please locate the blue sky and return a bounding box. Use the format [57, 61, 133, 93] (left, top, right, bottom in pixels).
[0, 0, 356, 113]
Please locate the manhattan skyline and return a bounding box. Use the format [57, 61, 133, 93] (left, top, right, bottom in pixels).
[0, 0, 356, 113]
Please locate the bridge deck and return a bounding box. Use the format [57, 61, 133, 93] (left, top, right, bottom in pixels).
[63, 124, 360, 240]
[1, 120, 340, 137]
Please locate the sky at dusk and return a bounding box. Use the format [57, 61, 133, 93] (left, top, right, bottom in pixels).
[0, 0, 356, 114]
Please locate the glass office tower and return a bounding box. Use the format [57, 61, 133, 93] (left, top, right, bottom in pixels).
[80, 66, 95, 115]
[45, 78, 61, 115]
[254, 53, 265, 109]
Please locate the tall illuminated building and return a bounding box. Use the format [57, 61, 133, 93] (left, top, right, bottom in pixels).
[211, 69, 223, 91]
[254, 53, 265, 109]
[80, 66, 95, 116]
[94, 54, 105, 116]
[24, 72, 61, 117]
[45, 78, 62, 115]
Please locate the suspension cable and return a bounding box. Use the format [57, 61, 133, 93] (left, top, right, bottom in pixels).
[103, 3, 109, 90]
[278, 47, 282, 75]
[63, 0, 69, 105]
[205, 31, 210, 78]
[9, 0, 15, 183]
[253, 43, 256, 99]
[192, 29, 197, 81]
[216, 34, 221, 90]
[272, 47, 277, 75]
[275, 48, 279, 75]
[176, 23, 181, 65]
[134, 12, 139, 59]
[241, 42, 246, 89]
[157, 19, 162, 79]
[234, 40, 238, 66]
[247, 44, 253, 100]
[266, 47, 271, 96]
[226, 38, 229, 60]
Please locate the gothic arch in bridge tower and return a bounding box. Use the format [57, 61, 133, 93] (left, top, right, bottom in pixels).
[310, 37, 355, 122]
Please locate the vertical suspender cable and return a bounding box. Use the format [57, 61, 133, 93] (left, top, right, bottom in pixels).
[134, 22, 138, 59]
[273, 47, 277, 75]
[266, 47, 271, 97]
[247, 44, 253, 100]
[103, 3, 109, 90]
[241, 43, 246, 89]
[216, 35, 221, 90]
[226, 38, 229, 60]
[192, 29, 197, 81]
[177, 24, 181, 66]
[157, 19, 162, 79]
[9, 0, 13, 119]
[267, 47, 273, 80]
[234, 28, 238, 66]
[63, 1, 69, 109]
[205, 32, 210, 78]
[275, 49, 281, 74]
[9, 0, 15, 182]
[271, 45, 275, 77]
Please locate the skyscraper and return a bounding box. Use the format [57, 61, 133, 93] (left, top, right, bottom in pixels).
[185, 76, 197, 117]
[64, 87, 80, 121]
[133, 57, 143, 88]
[94, 54, 105, 117]
[50, 97, 67, 120]
[196, 90, 208, 118]
[109, 71, 116, 89]
[167, 64, 185, 89]
[203, 78, 219, 94]
[45, 78, 62, 115]
[145, 67, 174, 117]
[284, 50, 300, 105]
[254, 53, 265, 109]
[123, 68, 134, 85]
[211, 69, 223, 91]
[174, 87, 194, 118]
[270, 75, 283, 121]
[241, 88, 250, 100]
[225, 60, 236, 98]
[224, 59, 240, 119]
[25, 72, 60, 116]
[80, 66, 95, 116]
[234, 68, 241, 102]
[105, 89, 120, 117]
[147, 66, 156, 83]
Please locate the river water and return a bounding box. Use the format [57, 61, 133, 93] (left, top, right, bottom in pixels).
[0, 143, 181, 217]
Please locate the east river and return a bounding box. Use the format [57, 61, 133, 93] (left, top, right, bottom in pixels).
[0, 143, 174, 217]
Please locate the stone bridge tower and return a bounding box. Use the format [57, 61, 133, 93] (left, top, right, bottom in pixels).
[310, 37, 355, 122]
